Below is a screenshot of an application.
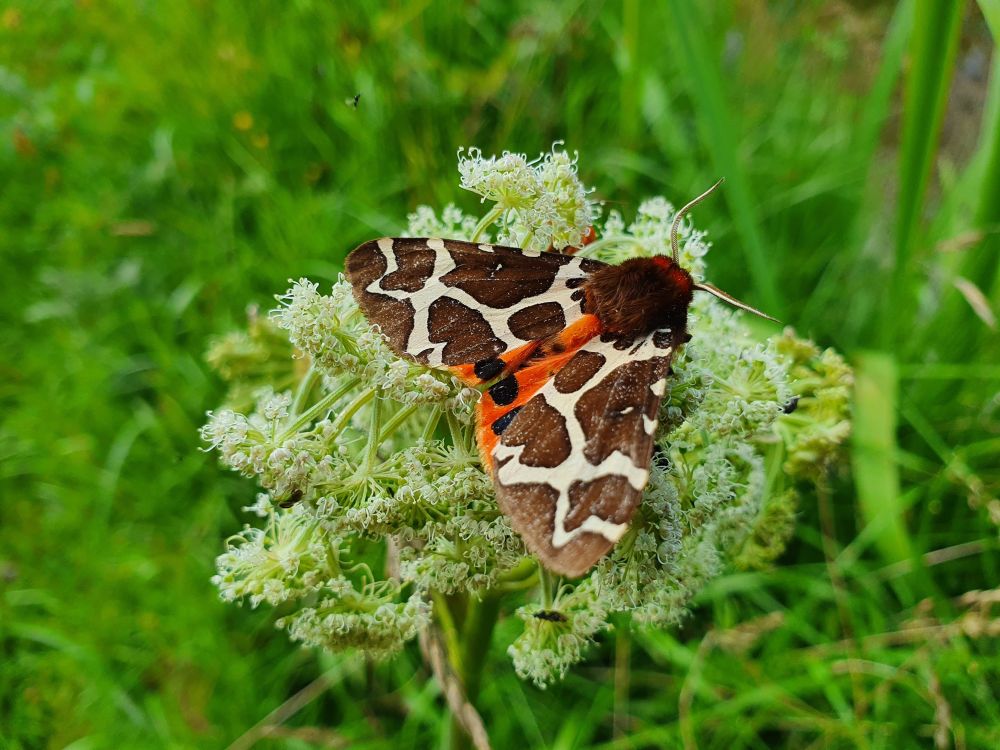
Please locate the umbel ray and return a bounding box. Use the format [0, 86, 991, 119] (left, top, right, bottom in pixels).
[345, 179, 776, 577]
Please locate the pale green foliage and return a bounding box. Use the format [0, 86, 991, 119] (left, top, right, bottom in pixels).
[202, 145, 853, 686]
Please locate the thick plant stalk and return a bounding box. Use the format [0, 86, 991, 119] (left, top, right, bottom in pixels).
[961, 46, 1000, 301]
[445, 593, 501, 750]
[460, 595, 502, 705]
[857, 1, 963, 567]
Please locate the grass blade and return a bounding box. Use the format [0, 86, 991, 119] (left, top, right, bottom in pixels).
[851, 351, 912, 564]
[662, 0, 782, 316]
[888, 0, 966, 345]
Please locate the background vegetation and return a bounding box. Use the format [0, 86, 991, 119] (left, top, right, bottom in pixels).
[2, 1, 999, 748]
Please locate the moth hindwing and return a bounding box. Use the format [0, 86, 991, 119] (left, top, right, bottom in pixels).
[345, 237, 682, 577]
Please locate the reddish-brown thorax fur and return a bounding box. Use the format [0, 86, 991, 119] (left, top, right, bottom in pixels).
[583, 256, 694, 339]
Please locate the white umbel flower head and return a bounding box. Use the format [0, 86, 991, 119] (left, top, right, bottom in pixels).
[202, 142, 853, 686]
[458, 147, 542, 211]
[458, 144, 598, 252]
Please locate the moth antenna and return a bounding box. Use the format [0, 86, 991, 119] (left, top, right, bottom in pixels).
[671, 177, 725, 264]
[693, 281, 779, 322]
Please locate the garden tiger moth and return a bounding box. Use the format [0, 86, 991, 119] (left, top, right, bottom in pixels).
[345, 180, 775, 577]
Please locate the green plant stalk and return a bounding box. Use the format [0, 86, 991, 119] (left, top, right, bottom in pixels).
[851, 351, 911, 564]
[289, 363, 321, 416]
[376, 402, 420, 444]
[280, 376, 361, 440]
[912, 42, 1000, 405]
[459, 594, 502, 705]
[447, 592, 502, 750]
[966, 50, 1000, 297]
[361, 396, 382, 471]
[431, 591, 464, 675]
[471, 206, 503, 242]
[887, 0, 965, 346]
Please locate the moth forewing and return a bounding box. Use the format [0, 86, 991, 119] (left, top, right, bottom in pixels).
[488, 330, 675, 577]
[345, 237, 603, 382]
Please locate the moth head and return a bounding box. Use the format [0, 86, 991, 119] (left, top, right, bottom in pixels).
[671, 178, 779, 323]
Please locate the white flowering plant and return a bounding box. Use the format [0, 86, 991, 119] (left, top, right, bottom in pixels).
[201, 144, 852, 732]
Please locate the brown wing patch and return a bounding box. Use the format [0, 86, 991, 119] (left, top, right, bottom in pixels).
[497, 396, 572, 468]
[440, 245, 575, 308]
[494, 483, 619, 576]
[507, 302, 566, 340]
[575, 357, 670, 466]
[566, 476, 637, 532]
[553, 350, 605, 393]
[345, 240, 416, 354]
[345, 238, 603, 370]
[426, 297, 507, 365]
[383, 244, 435, 292]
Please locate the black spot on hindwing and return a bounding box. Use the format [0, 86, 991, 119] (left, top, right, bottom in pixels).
[474, 357, 505, 381]
[491, 407, 522, 435]
[488, 375, 519, 406]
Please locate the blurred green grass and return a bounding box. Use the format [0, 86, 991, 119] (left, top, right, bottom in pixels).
[2, 1, 998, 748]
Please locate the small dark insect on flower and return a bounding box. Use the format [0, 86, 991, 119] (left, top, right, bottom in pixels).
[533, 610, 568, 623]
[783, 396, 800, 414]
[278, 489, 304, 509]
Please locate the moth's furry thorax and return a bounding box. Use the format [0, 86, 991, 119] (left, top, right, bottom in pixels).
[583, 256, 694, 339]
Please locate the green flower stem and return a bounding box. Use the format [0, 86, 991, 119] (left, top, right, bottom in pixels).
[362, 396, 383, 470]
[325, 386, 378, 439]
[888, 0, 965, 346]
[446, 411, 474, 456]
[851, 351, 911, 566]
[497, 557, 536, 583]
[496, 572, 539, 593]
[290, 362, 320, 417]
[376, 403, 420, 445]
[431, 590, 464, 674]
[449, 593, 503, 749]
[459, 593, 501, 702]
[470, 206, 503, 242]
[280, 376, 361, 440]
[420, 407, 442, 442]
[494, 558, 539, 593]
[539, 568, 555, 608]
[576, 234, 641, 257]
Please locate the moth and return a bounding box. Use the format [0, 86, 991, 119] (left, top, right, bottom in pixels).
[345, 181, 773, 577]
